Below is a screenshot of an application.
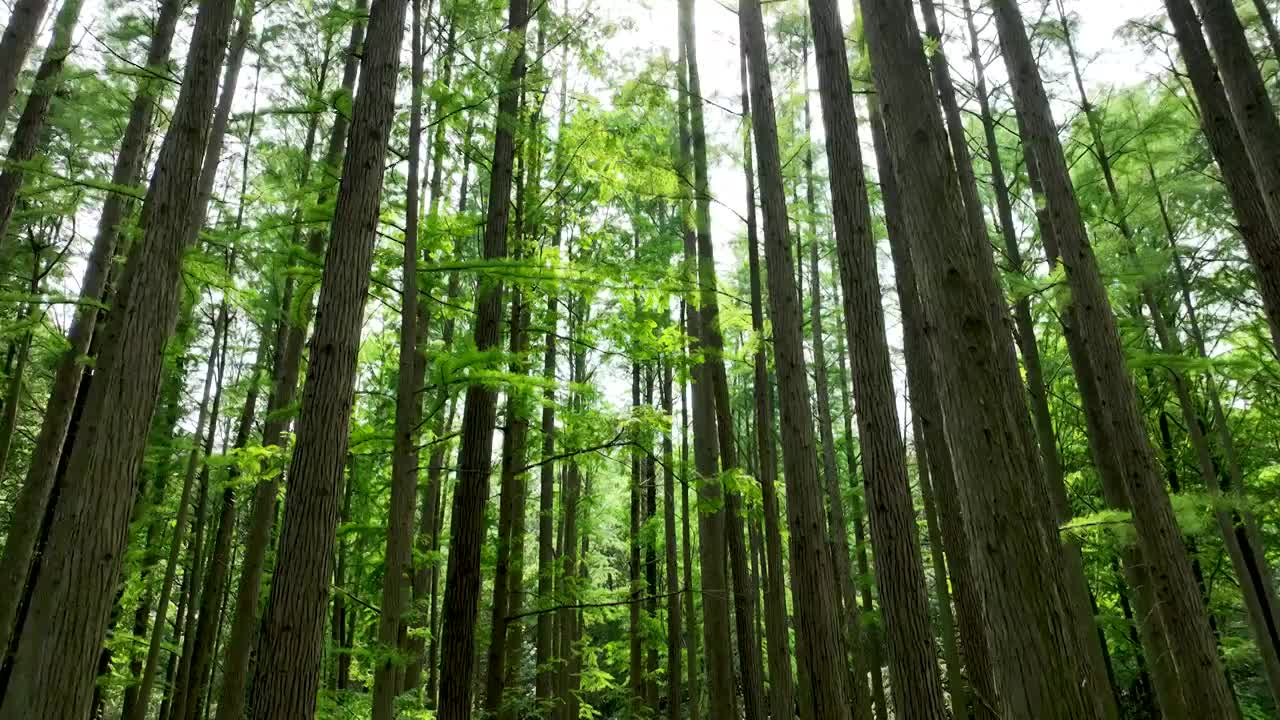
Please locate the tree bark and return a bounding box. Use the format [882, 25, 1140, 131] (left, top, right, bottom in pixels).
[436, 0, 528, 713]
[371, 0, 426, 714]
[991, 0, 1237, 714]
[859, 0, 1101, 715]
[0, 0, 51, 134]
[0, 0, 235, 710]
[246, 0, 409, 710]
[736, 45, 795, 720]
[739, 1, 851, 717]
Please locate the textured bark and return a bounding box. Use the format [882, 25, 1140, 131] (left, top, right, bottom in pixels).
[859, 0, 1099, 715]
[1159, 0, 1280, 352]
[535, 181, 561, 709]
[436, 0, 528, 713]
[807, 1, 946, 716]
[0, 0, 236, 702]
[868, 106, 998, 720]
[0, 0, 51, 133]
[630, 359, 644, 711]
[739, 1, 849, 717]
[0, 0, 179, 665]
[675, 5, 736, 719]
[992, 0, 1237, 715]
[246, 0, 409, 709]
[958, 4, 1119, 715]
[0, 0, 85, 257]
[661, 358, 682, 720]
[1192, 0, 1280, 288]
[210, 18, 355, 720]
[736, 47, 795, 720]
[835, 335, 890, 720]
[914, 419, 964, 720]
[556, 311, 588, 720]
[371, 0, 426, 714]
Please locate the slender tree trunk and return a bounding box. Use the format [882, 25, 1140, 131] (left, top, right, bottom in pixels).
[736, 47, 795, 720]
[247, 0, 409, 709]
[675, 6, 737, 720]
[679, 333, 701, 720]
[740, 1, 852, 717]
[556, 307, 589, 720]
[630, 358, 644, 712]
[436, 0, 528, 713]
[661, 357, 682, 720]
[371, 0, 426, 715]
[806, 1, 947, 716]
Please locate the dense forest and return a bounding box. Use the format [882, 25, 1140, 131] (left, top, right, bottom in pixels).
[1, 0, 1280, 714]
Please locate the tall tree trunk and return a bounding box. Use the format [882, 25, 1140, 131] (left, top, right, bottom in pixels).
[0, 0, 84, 267]
[0, 0, 179, 688]
[436, 0, 528, 713]
[1191, 0, 1280, 297]
[674, 5, 737, 720]
[661, 356, 682, 720]
[957, 2, 1121, 715]
[736, 47, 795, 720]
[629, 358, 644, 712]
[806, 1, 947, 715]
[858, 0, 1101, 715]
[991, 0, 1237, 715]
[0, 0, 51, 134]
[0, 0, 235, 711]
[679, 333, 701, 720]
[867, 104, 998, 720]
[210, 13, 356, 717]
[556, 304, 589, 720]
[739, 1, 851, 717]
[372, 0, 426, 714]
[913, 419, 964, 719]
[246, 0, 409, 709]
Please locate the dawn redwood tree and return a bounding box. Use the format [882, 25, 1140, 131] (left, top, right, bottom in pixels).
[857, 0, 1103, 715]
[739, 1, 850, 717]
[246, 0, 411, 710]
[211, 8, 365, 717]
[989, 0, 1238, 714]
[0, 0, 237, 712]
[736, 45, 795, 720]
[436, 0, 529, 712]
[0, 0, 181, 660]
[0, 0, 51, 133]
[806, 0, 948, 715]
[371, 0, 425, 713]
[675, 3, 737, 717]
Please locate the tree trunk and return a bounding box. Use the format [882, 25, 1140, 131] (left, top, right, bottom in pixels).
[0, 0, 236, 710]
[0, 0, 51, 134]
[859, 0, 1101, 715]
[246, 0, 409, 710]
[736, 47, 795, 720]
[679, 336, 701, 720]
[991, 0, 1237, 715]
[739, 1, 851, 717]
[675, 5, 737, 719]
[436, 0, 528, 713]
[0, 0, 179, 684]
[806, 1, 947, 715]
[0, 0, 84, 264]
[371, 0, 425, 714]
[661, 357, 682, 720]
[867, 104, 998, 720]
